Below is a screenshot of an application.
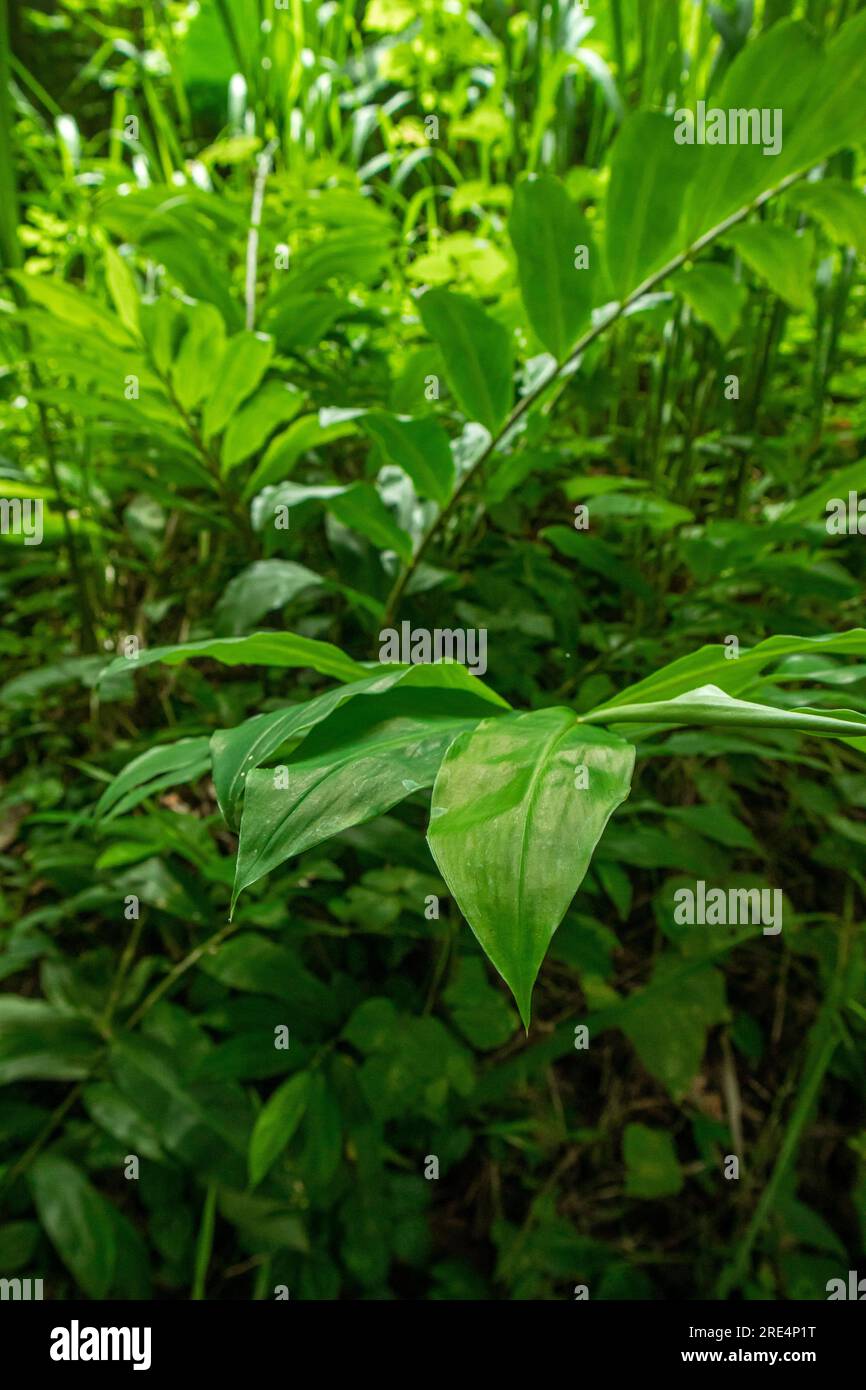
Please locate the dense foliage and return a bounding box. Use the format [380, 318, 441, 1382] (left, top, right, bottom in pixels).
[2, 0, 866, 1302]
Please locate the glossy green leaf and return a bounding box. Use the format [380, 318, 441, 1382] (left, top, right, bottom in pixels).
[591, 631, 866, 712]
[427, 710, 635, 1026]
[508, 174, 595, 358]
[584, 683, 866, 741]
[248, 1070, 310, 1188]
[418, 288, 513, 434]
[362, 411, 455, 506]
[232, 695, 493, 910]
[211, 661, 508, 829]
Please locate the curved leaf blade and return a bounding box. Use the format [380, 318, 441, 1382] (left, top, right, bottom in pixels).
[427, 710, 635, 1027]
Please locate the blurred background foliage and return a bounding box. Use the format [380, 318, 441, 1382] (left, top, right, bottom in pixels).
[1, 0, 866, 1300]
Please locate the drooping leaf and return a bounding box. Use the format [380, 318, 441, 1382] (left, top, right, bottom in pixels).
[590, 631, 866, 713]
[98, 631, 369, 687]
[232, 692, 496, 909]
[584, 682, 866, 743]
[211, 661, 508, 829]
[418, 288, 513, 434]
[427, 710, 635, 1026]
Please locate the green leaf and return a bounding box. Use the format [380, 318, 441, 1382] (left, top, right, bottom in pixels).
[171, 302, 227, 412]
[248, 1071, 311, 1188]
[606, 112, 699, 300]
[669, 262, 748, 343]
[584, 682, 866, 743]
[213, 560, 323, 636]
[197, 934, 338, 1026]
[427, 710, 635, 1026]
[362, 411, 455, 506]
[244, 414, 360, 497]
[508, 174, 595, 358]
[12, 272, 135, 348]
[251, 481, 413, 562]
[723, 224, 814, 313]
[778, 11, 866, 179]
[110, 1035, 250, 1184]
[418, 288, 513, 433]
[104, 244, 140, 335]
[98, 630, 368, 687]
[681, 20, 816, 243]
[94, 737, 211, 820]
[786, 179, 866, 256]
[623, 1123, 684, 1198]
[221, 382, 303, 470]
[232, 698, 488, 910]
[590, 630, 866, 712]
[202, 332, 274, 440]
[328, 483, 413, 562]
[29, 1155, 117, 1298]
[211, 661, 508, 829]
[0, 999, 101, 1085]
[610, 958, 729, 1098]
[444, 957, 518, 1050]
